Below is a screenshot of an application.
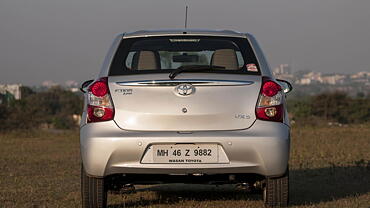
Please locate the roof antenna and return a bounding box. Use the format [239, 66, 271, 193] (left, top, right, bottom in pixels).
[184, 0, 188, 30]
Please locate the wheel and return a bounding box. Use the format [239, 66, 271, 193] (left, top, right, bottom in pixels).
[81, 165, 108, 208]
[263, 169, 289, 207]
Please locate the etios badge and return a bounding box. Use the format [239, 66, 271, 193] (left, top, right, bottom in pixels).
[175, 84, 195, 96]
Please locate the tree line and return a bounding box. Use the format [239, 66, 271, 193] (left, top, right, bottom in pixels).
[288, 92, 370, 125]
[0, 87, 83, 131]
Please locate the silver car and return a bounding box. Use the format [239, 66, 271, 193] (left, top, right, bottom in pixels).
[80, 29, 292, 208]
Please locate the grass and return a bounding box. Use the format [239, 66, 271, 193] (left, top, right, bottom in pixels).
[0, 125, 369, 208]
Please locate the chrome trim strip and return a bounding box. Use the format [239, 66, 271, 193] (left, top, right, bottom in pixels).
[116, 79, 254, 87]
[123, 33, 247, 39]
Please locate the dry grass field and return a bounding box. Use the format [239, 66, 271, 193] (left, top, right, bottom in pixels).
[0, 125, 369, 208]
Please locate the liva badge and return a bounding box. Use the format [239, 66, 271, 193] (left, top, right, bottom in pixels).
[246, 63, 258, 72]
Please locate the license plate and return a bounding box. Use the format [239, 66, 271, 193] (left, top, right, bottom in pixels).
[152, 144, 218, 164]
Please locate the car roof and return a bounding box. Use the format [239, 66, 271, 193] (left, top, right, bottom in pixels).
[122, 29, 250, 39]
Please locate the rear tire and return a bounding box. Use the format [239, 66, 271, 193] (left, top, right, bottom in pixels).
[81, 165, 107, 208]
[263, 169, 289, 207]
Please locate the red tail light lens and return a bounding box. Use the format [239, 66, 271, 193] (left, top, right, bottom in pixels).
[86, 77, 114, 123]
[256, 77, 284, 122]
[90, 80, 108, 97]
[262, 81, 281, 97]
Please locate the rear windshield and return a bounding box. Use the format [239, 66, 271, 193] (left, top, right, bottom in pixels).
[109, 36, 260, 76]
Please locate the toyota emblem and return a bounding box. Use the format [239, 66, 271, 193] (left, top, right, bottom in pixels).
[175, 84, 195, 96]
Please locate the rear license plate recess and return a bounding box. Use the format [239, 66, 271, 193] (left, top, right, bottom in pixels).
[152, 144, 218, 164]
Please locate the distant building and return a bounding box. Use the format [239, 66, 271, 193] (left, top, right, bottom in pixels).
[295, 78, 312, 85]
[70, 88, 79, 93]
[273, 64, 291, 75]
[65, 80, 79, 88]
[350, 71, 370, 85]
[350, 71, 370, 79]
[294, 72, 347, 85]
[0, 84, 22, 104]
[321, 74, 346, 85]
[42, 80, 59, 88]
[65, 80, 80, 93]
[273, 64, 294, 81]
[295, 72, 322, 85]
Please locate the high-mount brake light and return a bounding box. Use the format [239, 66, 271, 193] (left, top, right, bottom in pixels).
[87, 77, 114, 123]
[256, 77, 284, 122]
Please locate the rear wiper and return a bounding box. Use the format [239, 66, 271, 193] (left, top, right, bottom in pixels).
[169, 65, 225, 80]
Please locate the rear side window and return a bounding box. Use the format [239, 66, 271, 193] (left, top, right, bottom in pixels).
[110, 36, 260, 76]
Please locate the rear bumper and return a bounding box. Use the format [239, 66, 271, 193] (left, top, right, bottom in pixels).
[80, 120, 290, 178]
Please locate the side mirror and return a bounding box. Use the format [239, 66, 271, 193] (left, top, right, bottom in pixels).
[277, 79, 293, 94]
[80, 79, 94, 93]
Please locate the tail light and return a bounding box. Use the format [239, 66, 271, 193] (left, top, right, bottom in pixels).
[256, 77, 284, 122]
[87, 77, 114, 123]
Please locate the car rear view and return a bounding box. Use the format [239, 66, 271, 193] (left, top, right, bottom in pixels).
[80, 30, 291, 208]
